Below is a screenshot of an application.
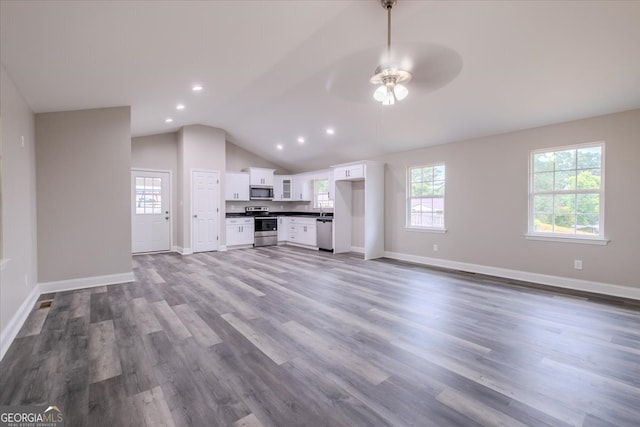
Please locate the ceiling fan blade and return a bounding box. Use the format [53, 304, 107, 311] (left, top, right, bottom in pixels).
[323, 42, 462, 104]
[406, 43, 463, 92]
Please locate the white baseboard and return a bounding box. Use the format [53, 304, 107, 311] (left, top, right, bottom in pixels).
[0, 285, 40, 361]
[38, 272, 135, 294]
[174, 246, 193, 255]
[383, 251, 640, 301]
[350, 246, 365, 254]
[219, 245, 228, 252]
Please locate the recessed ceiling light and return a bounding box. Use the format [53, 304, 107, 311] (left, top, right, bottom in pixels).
[326, 128, 335, 135]
[165, 118, 173, 123]
[176, 104, 185, 110]
[297, 137, 305, 144]
[192, 85, 203, 92]
[276, 144, 284, 150]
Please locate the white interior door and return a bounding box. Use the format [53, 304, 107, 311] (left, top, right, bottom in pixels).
[192, 170, 219, 253]
[132, 170, 171, 253]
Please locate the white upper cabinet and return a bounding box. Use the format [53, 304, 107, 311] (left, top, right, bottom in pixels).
[292, 175, 311, 201]
[225, 172, 250, 201]
[333, 163, 364, 181]
[246, 167, 275, 187]
[273, 175, 292, 201]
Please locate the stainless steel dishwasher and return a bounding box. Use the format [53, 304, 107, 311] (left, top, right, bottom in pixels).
[316, 218, 333, 251]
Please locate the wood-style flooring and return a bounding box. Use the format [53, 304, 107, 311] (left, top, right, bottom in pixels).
[1, 246, 639, 427]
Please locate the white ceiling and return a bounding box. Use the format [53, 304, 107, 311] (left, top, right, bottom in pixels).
[2, 1, 639, 172]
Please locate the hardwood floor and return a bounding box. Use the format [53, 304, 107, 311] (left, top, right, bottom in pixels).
[1, 246, 639, 426]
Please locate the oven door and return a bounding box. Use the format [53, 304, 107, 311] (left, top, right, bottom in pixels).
[254, 217, 277, 246]
[254, 217, 277, 232]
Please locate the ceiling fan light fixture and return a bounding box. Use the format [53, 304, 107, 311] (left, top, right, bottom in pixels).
[370, 0, 411, 105]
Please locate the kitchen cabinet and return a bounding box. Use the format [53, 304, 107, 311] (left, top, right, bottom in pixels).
[245, 167, 275, 187]
[226, 218, 254, 247]
[277, 217, 288, 242]
[273, 175, 292, 201]
[292, 175, 311, 201]
[333, 163, 364, 181]
[225, 173, 250, 201]
[286, 217, 317, 247]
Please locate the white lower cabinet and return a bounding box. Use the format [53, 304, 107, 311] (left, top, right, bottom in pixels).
[285, 217, 317, 247]
[226, 218, 254, 247]
[277, 217, 288, 242]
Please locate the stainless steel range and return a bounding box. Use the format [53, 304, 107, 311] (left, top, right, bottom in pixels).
[245, 206, 277, 247]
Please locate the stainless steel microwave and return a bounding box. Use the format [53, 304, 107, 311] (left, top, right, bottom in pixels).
[250, 186, 273, 200]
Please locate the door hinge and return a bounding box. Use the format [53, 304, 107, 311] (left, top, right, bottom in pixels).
[217, 208, 219, 212]
[217, 179, 219, 184]
[217, 236, 219, 241]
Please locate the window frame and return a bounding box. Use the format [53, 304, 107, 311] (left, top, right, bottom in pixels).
[405, 162, 446, 232]
[526, 141, 608, 244]
[313, 178, 333, 210]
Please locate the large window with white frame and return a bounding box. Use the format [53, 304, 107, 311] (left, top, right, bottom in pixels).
[529, 142, 604, 240]
[407, 163, 445, 229]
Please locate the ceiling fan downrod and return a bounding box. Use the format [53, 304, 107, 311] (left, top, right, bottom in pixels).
[382, 0, 397, 59]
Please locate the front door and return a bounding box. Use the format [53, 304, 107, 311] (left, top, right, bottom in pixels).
[192, 170, 219, 253]
[131, 170, 171, 253]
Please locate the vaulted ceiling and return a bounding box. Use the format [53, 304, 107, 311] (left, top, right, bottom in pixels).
[2, 1, 639, 172]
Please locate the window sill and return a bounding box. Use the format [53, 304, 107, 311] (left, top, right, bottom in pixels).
[525, 234, 609, 245]
[405, 227, 447, 234]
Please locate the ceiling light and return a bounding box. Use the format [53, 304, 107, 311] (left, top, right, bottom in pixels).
[297, 137, 305, 144]
[165, 118, 173, 123]
[192, 85, 203, 92]
[176, 104, 185, 110]
[326, 128, 335, 135]
[370, 0, 412, 106]
[276, 144, 284, 150]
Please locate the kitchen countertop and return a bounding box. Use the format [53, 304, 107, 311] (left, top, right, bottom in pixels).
[226, 212, 333, 219]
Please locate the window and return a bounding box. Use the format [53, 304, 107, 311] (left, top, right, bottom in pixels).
[407, 164, 445, 229]
[134, 176, 162, 214]
[313, 179, 334, 209]
[529, 142, 604, 240]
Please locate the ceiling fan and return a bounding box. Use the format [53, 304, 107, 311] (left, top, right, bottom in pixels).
[370, 0, 412, 106]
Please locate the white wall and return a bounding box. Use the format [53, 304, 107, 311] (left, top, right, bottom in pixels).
[226, 141, 287, 173]
[379, 109, 640, 290]
[35, 106, 132, 283]
[0, 64, 38, 345]
[131, 132, 179, 246]
[351, 180, 365, 249]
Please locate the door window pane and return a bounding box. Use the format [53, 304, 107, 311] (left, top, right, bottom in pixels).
[135, 175, 162, 214]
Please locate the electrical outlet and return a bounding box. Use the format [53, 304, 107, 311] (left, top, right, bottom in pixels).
[574, 260, 583, 270]
[433, 244, 438, 252]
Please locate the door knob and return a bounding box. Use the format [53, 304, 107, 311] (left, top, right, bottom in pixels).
[165, 216, 170, 220]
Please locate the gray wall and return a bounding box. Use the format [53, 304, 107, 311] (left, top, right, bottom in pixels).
[35, 107, 132, 282]
[178, 125, 226, 250]
[380, 109, 640, 289]
[0, 64, 38, 336]
[131, 132, 179, 246]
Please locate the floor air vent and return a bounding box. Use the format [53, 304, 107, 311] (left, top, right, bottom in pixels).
[38, 300, 53, 309]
